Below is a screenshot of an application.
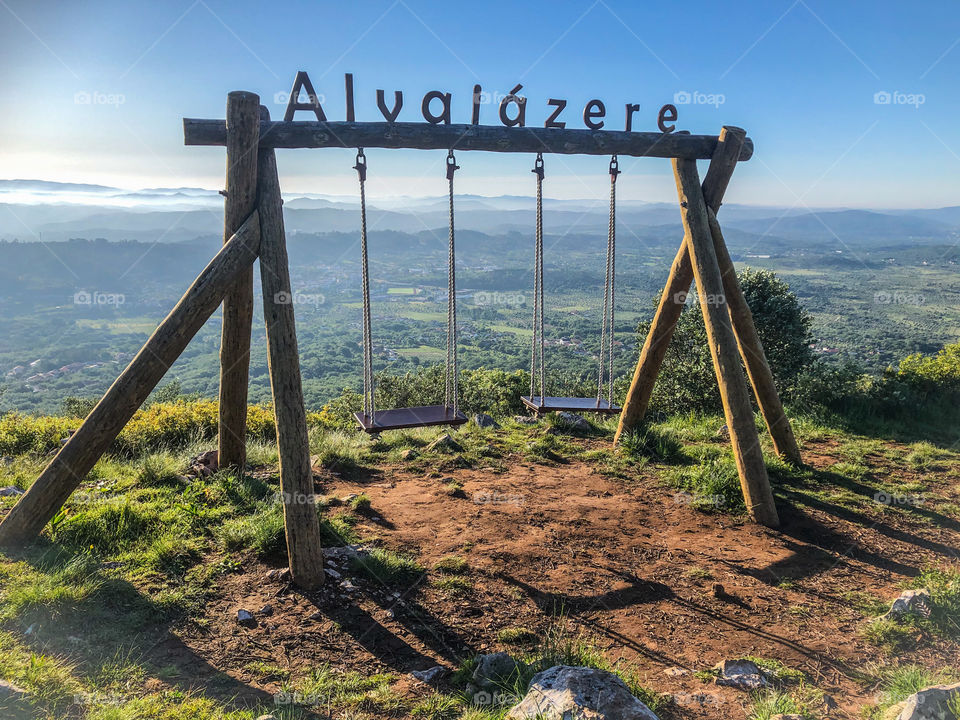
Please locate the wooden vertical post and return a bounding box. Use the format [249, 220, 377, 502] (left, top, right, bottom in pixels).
[218, 91, 260, 470]
[673, 158, 779, 528]
[0, 215, 261, 545]
[256, 107, 325, 588]
[614, 127, 745, 445]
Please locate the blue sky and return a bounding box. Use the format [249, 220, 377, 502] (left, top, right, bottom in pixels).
[1, 0, 959, 207]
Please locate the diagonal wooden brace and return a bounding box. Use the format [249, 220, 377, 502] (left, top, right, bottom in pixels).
[0, 211, 262, 545]
[614, 127, 802, 467]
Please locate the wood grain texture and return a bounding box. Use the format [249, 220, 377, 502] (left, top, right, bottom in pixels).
[218, 91, 260, 470]
[256, 107, 325, 589]
[614, 127, 745, 445]
[673, 158, 779, 528]
[184, 119, 754, 160]
[0, 213, 261, 545]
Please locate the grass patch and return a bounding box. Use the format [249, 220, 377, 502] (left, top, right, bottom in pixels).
[433, 555, 469, 574]
[351, 548, 424, 586]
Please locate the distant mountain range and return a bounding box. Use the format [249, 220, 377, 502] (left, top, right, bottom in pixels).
[1, 178, 957, 246]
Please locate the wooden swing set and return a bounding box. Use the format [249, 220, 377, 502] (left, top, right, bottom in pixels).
[0, 89, 802, 588]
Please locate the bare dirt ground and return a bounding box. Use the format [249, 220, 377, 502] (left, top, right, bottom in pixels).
[169, 437, 960, 719]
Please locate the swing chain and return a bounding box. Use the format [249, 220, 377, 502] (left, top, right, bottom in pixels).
[530, 152, 545, 405]
[445, 150, 460, 414]
[598, 155, 617, 406]
[355, 148, 374, 419]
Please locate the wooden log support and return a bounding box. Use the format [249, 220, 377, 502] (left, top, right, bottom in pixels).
[256, 107, 325, 589]
[184, 119, 754, 161]
[614, 127, 745, 445]
[0, 213, 262, 545]
[707, 209, 803, 465]
[614, 126, 802, 465]
[673, 158, 779, 528]
[218, 91, 260, 470]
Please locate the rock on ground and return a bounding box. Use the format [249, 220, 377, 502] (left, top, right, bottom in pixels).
[555, 412, 591, 432]
[713, 659, 769, 690]
[427, 433, 463, 453]
[411, 666, 449, 684]
[894, 682, 960, 720]
[506, 665, 659, 720]
[0, 486, 24, 497]
[882, 589, 933, 621]
[472, 652, 524, 690]
[474, 413, 500, 429]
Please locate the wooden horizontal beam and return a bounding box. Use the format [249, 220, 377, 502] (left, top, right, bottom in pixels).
[184, 119, 753, 160]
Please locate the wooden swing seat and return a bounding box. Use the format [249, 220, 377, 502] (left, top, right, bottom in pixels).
[354, 405, 468, 433]
[520, 396, 621, 415]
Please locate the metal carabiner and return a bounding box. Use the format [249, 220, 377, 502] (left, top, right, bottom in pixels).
[446, 149, 460, 181]
[532, 152, 545, 180]
[353, 148, 367, 182]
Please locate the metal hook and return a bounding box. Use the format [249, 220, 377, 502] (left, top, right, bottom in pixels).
[532, 152, 545, 180]
[609, 154, 620, 179]
[446, 149, 460, 180]
[353, 148, 367, 182]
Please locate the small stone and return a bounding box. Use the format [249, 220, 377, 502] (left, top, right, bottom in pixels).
[713, 659, 768, 690]
[0, 486, 24, 497]
[715, 424, 730, 440]
[258, 604, 273, 617]
[770, 715, 806, 720]
[514, 415, 539, 424]
[427, 433, 463, 453]
[237, 609, 256, 627]
[255, 715, 277, 720]
[411, 665, 449, 684]
[325, 568, 342, 580]
[340, 580, 357, 592]
[266, 568, 291, 582]
[474, 413, 500, 429]
[663, 666, 689, 677]
[711, 583, 725, 598]
[400, 448, 419, 461]
[308, 611, 324, 621]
